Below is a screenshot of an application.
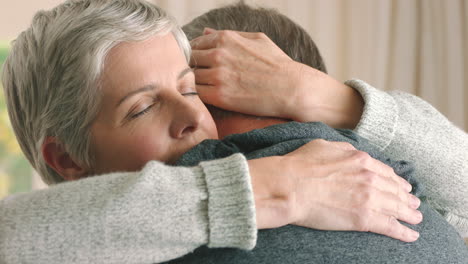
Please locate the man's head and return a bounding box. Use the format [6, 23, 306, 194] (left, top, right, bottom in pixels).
[2, 0, 217, 184]
[183, 2, 327, 72]
[183, 2, 327, 138]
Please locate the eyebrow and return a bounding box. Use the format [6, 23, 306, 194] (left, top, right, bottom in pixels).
[116, 84, 156, 107]
[116, 67, 193, 107]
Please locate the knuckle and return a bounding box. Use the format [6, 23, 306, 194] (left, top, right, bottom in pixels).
[361, 188, 374, 203]
[254, 32, 267, 39]
[384, 217, 398, 236]
[357, 178, 373, 192]
[218, 30, 234, 44]
[211, 49, 226, 64]
[355, 183, 376, 204]
[343, 142, 356, 150]
[392, 199, 402, 219]
[352, 150, 372, 165]
[211, 67, 227, 85]
[360, 170, 378, 185]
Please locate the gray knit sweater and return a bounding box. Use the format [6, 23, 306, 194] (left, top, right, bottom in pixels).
[167, 121, 468, 264]
[0, 80, 466, 263]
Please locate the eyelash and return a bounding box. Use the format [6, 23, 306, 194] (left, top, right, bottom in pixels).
[130, 105, 154, 120]
[129, 91, 199, 120]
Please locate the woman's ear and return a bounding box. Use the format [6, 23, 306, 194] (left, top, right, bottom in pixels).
[41, 137, 88, 181]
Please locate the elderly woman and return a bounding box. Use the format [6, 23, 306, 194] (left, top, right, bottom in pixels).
[0, 0, 467, 263]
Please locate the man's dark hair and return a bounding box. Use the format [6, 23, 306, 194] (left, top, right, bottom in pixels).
[183, 1, 327, 73]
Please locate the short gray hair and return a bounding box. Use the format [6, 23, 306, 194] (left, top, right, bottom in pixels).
[183, 1, 326, 73]
[2, 0, 190, 185]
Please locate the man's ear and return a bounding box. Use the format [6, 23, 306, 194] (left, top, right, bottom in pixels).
[41, 137, 88, 181]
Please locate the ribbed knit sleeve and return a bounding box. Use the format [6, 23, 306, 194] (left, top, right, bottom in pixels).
[346, 79, 468, 237]
[200, 157, 257, 249]
[0, 153, 256, 264]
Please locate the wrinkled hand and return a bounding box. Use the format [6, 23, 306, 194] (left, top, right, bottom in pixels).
[190, 28, 300, 119]
[190, 28, 364, 128]
[248, 139, 422, 242]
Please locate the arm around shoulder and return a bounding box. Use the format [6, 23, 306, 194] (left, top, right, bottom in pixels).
[0, 153, 256, 264]
[346, 79, 468, 236]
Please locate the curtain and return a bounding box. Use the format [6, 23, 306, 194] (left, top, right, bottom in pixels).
[153, 0, 468, 131]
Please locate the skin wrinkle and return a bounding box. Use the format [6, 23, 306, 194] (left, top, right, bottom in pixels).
[89, 33, 218, 174]
[117, 84, 156, 107]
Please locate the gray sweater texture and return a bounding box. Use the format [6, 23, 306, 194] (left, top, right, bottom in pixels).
[0, 80, 466, 263]
[167, 121, 468, 264]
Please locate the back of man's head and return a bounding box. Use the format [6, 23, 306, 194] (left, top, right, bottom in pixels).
[183, 1, 327, 72]
[183, 2, 327, 137]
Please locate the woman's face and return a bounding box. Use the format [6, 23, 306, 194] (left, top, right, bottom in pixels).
[90, 33, 218, 174]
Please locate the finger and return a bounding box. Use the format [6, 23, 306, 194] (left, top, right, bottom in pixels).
[232, 31, 267, 39]
[195, 84, 220, 106]
[203, 27, 216, 35]
[367, 213, 420, 242]
[203, 28, 264, 40]
[194, 68, 217, 85]
[366, 157, 413, 193]
[190, 33, 218, 50]
[358, 169, 401, 198]
[191, 30, 263, 50]
[354, 168, 422, 224]
[373, 190, 423, 225]
[350, 171, 420, 225]
[190, 49, 216, 68]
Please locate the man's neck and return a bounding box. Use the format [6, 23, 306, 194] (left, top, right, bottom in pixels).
[215, 115, 288, 139]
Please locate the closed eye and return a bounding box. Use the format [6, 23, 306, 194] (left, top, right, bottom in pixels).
[182, 92, 198, 96]
[126, 92, 197, 122]
[128, 104, 154, 120]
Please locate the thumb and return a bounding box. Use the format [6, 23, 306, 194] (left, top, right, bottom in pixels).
[203, 27, 217, 35]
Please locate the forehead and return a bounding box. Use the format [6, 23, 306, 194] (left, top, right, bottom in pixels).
[100, 33, 188, 96]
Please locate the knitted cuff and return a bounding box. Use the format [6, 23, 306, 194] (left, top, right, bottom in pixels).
[200, 153, 257, 250]
[345, 79, 398, 150]
[445, 212, 468, 238]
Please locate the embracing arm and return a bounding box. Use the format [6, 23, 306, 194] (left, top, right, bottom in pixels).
[0, 154, 256, 264]
[287, 73, 468, 236]
[189, 29, 467, 236]
[0, 139, 421, 263]
[346, 79, 468, 236]
[289, 74, 468, 235]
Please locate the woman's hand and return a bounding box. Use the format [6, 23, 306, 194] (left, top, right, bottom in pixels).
[191, 28, 364, 129]
[248, 139, 422, 243]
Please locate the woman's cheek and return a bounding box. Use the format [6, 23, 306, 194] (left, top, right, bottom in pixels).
[130, 132, 168, 164]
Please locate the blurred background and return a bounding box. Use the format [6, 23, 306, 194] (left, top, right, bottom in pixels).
[0, 0, 467, 198]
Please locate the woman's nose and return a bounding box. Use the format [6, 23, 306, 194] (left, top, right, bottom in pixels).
[169, 95, 204, 139]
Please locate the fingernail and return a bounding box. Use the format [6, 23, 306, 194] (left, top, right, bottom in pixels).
[410, 195, 421, 209]
[417, 211, 423, 221]
[411, 231, 420, 241]
[203, 27, 216, 35]
[405, 182, 412, 192]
